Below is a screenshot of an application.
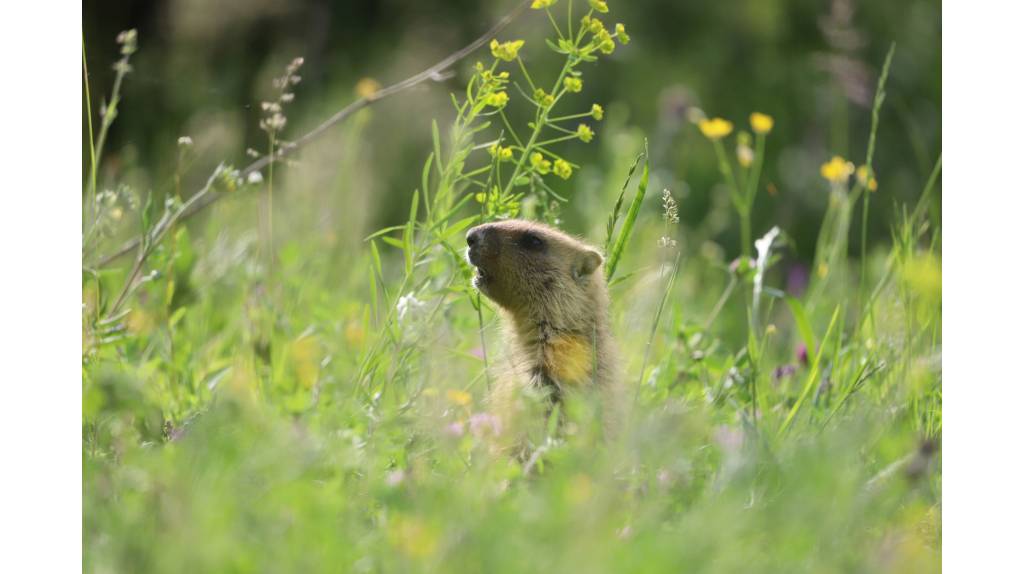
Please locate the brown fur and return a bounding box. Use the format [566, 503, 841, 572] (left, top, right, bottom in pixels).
[465, 220, 622, 453]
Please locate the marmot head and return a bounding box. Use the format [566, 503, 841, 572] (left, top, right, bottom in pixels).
[465, 220, 605, 324]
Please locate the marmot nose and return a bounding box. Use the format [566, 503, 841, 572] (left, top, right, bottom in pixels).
[466, 226, 484, 248]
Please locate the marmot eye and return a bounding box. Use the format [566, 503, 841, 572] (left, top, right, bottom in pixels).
[520, 232, 545, 251]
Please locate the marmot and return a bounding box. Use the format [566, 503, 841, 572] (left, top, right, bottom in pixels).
[465, 219, 622, 451]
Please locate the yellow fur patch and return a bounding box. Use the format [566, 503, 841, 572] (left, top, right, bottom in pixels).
[546, 335, 594, 386]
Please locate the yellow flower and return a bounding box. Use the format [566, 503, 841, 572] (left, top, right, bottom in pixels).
[355, 77, 381, 99]
[530, 152, 552, 175]
[485, 91, 509, 108]
[750, 112, 774, 134]
[553, 159, 573, 179]
[698, 117, 733, 140]
[599, 38, 616, 54]
[488, 144, 514, 162]
[531, 0, 557, 8]
[589, 0, 609, 13]
[564, 76, 583, 93]
[820, 155, 855, 184]
[446, 389, 472, 406]
[856, 165, 879, 192]
[586, 16, 605, 34]
[479, 69, 509, 87]
[577, 123, 594, 142]
[591, 103, 604, 120]
[533, 88, 555, 107]
[490, 39, 524, 62]
[615, 23, 630, 44]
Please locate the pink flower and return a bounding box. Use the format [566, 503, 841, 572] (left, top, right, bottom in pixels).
[796, 344, 809, 366]
[469, 413, 502, 437]
[385, 469, 405, 487]
[444, 421, 465, 438]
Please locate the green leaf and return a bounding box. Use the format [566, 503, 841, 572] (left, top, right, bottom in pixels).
[778, 305, 842, 436]
[441, 215, 479, 242]
[605, 139, 649, 281]
[431, 120, 444, 177]
[363, 225, 406, 242]
[421, 152, 434, 221]
[404, 189, 419, 276]
[380, 236, 405, 249]
[546, 38, 570, 54]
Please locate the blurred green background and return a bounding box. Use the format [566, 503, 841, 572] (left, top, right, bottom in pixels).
[84, 0, 940, 261]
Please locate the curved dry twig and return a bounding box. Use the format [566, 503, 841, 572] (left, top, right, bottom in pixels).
[94, 0, 533, 268]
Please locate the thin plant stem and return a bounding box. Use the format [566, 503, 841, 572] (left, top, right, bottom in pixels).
[475, 293, 492, 389]
[635, 250, 682, 402]
[858, 43, 895, 315]
[711, 139, 746, 255]
[83, 34, 97, 226]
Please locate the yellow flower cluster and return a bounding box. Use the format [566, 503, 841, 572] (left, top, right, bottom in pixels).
[564, 76, 583, 93]
[589, 0, 609, 13]
[820, 155, 855, 184]
[485, 91, 509, 108]
[591, 103, 604, 120]
[488, 144, 514, 162]
[531, 0, 557, 8]
[477, 68, 509, 85]
[530, 152, 552, 174]
[615, 23, 630, 44]
[534, 88, 555, 107]
[553, 159, 573, 179]
[583, 16, 616, 54]
[490, 39, 524, 62]
[698, 117, 733, 140]
[577, 123, 594, 142]
[856, 165, 879, 191]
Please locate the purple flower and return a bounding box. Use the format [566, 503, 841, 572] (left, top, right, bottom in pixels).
[786, 264, 810, 297]
[444, 421, 465, 438]
[796, 344, 809, 366]
[772, 364, 797, 384]
[469, 413, 502, 437]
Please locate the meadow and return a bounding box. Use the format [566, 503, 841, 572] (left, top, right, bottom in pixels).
[83, 1, 941, 571]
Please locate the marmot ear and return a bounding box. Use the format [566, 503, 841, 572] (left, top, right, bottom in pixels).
[573, 249, 603, 279]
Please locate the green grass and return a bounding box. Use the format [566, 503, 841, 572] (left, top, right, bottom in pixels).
[82, 5, 941, 572]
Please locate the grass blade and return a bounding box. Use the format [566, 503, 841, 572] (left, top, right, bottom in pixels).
[605, 139, 649, 281]
[404, 189, 419, 276]
[778, 305, 841, 436]
[604, 150, 645, 254]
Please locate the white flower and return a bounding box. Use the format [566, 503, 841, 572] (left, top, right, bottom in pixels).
[177, 136, 193, 147]
[397, 293, 426, 322]
[246, 171, 264, 185]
